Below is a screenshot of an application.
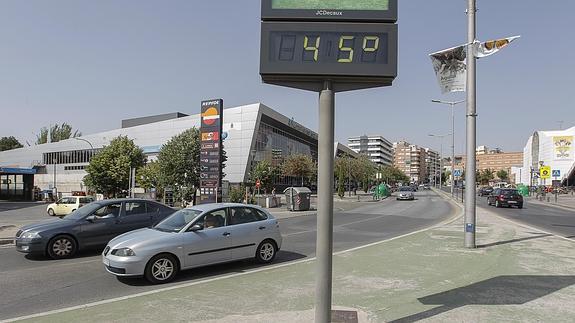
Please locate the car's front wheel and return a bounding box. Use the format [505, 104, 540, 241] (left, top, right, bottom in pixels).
[47, 208, 55, 216]
[47, 235, 77, 259]
[255, 240, 277, 264]
[145, 254, 179, 284]
[495, 200, 501, 208]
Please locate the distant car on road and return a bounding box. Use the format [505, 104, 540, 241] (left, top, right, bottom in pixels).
[487, 188, 523, 209]
[102, 203, 283, 284]
[396, 186, 415, 201]
[478, 186, 494, 197]
[15, 199, 175, 259]
[47, 196, 95, 216]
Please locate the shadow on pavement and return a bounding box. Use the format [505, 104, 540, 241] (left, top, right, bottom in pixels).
[0, 201, 46, 212]
[24, 248, 104, 261]
[390, 275, 575, 323]
[118, 250, 308, 286]
[477, 233, 552, 248]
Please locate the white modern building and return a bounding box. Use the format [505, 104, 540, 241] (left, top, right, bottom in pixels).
[514, 126, 575, 186]
[0, 103, 356, 200]
[347, 135, 393, 166]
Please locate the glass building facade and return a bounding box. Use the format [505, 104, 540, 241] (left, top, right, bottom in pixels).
[251, 120, 318, 187]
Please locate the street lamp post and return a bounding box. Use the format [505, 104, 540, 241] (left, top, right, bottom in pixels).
[73, 137, 94, 149]
[431, 99, 465, 198]
[429, 133, 451, 191]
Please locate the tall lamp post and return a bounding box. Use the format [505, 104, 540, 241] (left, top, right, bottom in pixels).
[429, 133, 451, 191]
[431, 99, 465, 198]
[73, 137, 94, 149]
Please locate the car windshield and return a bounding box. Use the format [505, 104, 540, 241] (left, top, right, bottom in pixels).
[399, 187, 412, 192]
[501, 189, 518, 196]
[63, 202, 106, 220]
[154, 208, 203, 233]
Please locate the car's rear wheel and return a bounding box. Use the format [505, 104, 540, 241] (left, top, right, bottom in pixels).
[47, 235, 77, 259]
[255, 240, 277, 264]
[47, 208, 55, 216]
[145, 254, 179, 284]
[495, 200, 501, 208]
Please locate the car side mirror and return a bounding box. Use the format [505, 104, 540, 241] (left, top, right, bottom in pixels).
[86, 215, 97, 222]
[190, 224, 203, 232]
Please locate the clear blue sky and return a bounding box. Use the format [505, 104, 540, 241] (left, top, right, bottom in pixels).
[1, 1, 573, 155]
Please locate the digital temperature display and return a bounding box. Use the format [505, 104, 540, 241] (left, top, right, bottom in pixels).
[269, 31, 388, 65]
[260, 22, 397, 89]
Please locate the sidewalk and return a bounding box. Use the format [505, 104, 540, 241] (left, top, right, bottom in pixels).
[268, 192, 386, 220]
[524, 194, 575, 210]
[10, 195, 575, 322]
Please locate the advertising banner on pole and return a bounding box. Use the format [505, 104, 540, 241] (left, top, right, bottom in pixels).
[199, 99, 223, 204]
[429, 36, 519, 93]
[474, 35, 520, 58]
[429, 45, 467, 94]
[553, 136, 573, 160]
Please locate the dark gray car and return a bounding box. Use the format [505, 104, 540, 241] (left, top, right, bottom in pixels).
[15, 199, 174, 259]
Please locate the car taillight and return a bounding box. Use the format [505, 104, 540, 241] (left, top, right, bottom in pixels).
[499, 195, 505, 200]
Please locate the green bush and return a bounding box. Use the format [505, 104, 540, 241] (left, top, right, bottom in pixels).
[229, 185, 245, 203]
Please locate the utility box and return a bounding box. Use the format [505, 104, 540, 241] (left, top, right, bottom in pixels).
[284, 187, 312, 211]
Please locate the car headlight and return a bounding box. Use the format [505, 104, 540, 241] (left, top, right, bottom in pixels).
[111, 248, 136, 257]
[20, 231, 40, 239]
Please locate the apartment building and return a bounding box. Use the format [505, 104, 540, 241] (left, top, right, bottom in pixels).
[348, 135, 394, 166]
[393, 141, 437, 183]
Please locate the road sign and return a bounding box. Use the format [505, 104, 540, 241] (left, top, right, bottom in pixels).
[453, 169, 462, 177]
[552, 169, 561, 177]
[540, 166, 551, 179]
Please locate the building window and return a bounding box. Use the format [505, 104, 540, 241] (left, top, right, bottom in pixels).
[43, 149, 101, 165]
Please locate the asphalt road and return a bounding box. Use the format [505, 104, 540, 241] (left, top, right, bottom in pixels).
[476, 196, 575, 239]
[0, 190, 455, 320]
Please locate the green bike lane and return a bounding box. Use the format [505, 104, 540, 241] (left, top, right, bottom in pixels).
[8, 197, 575, 322]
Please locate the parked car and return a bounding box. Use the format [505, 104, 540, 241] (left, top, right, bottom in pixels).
[396, 186, 415, 201]
[478, 186, 494, 197]
[15, 199, 175, 259]
[102, 203, 283, 284]
[47, 196, 95, 216]
[487, 188, 523, 209]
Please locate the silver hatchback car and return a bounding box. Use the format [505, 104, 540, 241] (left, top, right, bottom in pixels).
[102, 203, 282, 284]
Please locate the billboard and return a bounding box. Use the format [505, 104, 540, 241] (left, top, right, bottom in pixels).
[553, 136, 573, 160]
[199, 99, 223, 204]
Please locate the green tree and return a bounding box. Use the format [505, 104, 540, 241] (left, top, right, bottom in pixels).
[157, 128, 201, 205]
[353, 155, 377, 192]
[36, 123, 81, 144]
[380, 166, 409, 184]
[83, 136, 145, 197]
[137, 160, 162, 191]
[0, 136, 23, 151]
[282, 154, 315, 186]
[496, 169, 509, 181]
[479, 168, 495, 185]
[337, 166, 345, 198]
[249, 160, 279, 193]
